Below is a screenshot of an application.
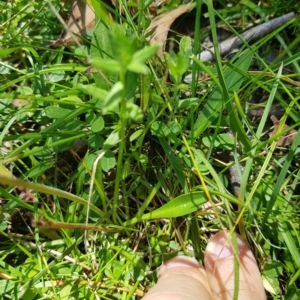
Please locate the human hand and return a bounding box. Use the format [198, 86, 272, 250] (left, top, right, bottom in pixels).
[142, 231, 266, 300]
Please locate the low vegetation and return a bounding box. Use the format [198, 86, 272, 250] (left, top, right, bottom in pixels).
[0, 0, 299, 299]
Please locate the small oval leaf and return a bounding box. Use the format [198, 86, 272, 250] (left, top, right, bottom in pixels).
[91, 116, 104, 133]
[101, 150, 116, 172]
[45, 106, 72, 119]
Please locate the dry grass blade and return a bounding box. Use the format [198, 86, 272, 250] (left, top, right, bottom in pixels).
[146, 3, 196, 57]
[51, 0, 95, 47]
[269, 115, 298, 147]
[34, 218, 121, 233]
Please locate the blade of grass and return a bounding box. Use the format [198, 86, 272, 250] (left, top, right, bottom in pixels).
[0, 175, 105, 217]
[158, 136, 188, 193]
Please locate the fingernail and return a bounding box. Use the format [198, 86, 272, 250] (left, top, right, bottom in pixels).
[161, 256, 201, 272]
[206, 232, 246, 258]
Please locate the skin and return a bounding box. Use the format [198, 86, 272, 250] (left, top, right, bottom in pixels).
[142, 231, 266, 300]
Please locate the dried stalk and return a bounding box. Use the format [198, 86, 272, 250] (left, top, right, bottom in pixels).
[198, 12, 295, 62]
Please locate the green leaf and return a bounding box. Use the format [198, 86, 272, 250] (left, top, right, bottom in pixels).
[191, 50, 253, 141]
[173, 98, 199, 110]
[104, 131, 120, 149]
[127, 61, 149, 74]
[59, 284, 72, 299]
[151, 121, 170, 137]
[151, 121, 181, 143]
[27, 161, 54, 178]
[0, 220, 7, 231]
[101, 150, 116, 172]
[88, 135, 104, 148]
[92, 58, 122, 73]
[124, 192, 207, 225]
[45, 106, 72, 119]
[131, 45, 159, 64]
[202, 133, 234, 150]
[176, 51, 190, 75]
[0, 47, 21, 58]
[0, 280, 15, 296]
[159, 136, 187, 191]
[130, 128, 144, 142]
[102, 81, 124, 114]
[125, 102, 143, 122]
[91, 116, 105, 133]
[47, 71, 65, 82]
[90, 21, 116, 89]
[79, 84, 108, 105]
[179, 36, 192, 54]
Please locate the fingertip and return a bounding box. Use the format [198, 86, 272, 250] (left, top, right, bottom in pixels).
[204, 231, 266, 300]
[142, 256, 212, 300]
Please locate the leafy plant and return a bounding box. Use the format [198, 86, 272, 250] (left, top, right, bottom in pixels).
[0, 0, 299, 299]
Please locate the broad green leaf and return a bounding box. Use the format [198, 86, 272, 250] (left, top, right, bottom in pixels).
[45, 106, 73, 119]
[125, 71, 138, 100]
[151, 121, 181, 143]
[88, 135, 104, 148]
[27, 161, 54, 178]
[17, 86, 33, 95]
[104, 130, 120, 149]
[202, 133, 234, 150]
[60, 95, 83, 104]
[102, 81, 124, 114]
[0, 220, 7, 231]
[151, 121, 170, 137]
[47, 71, 65, 82]
[173, 97, 200, 110]
[124, 192, 207, 226]
[90, 21, 116, 89]
[262, 260, 282, 295]
[191, 50, 253, 141]
[130, 128, 144, 142]
[59, 284, 72, 299]
[176, 51, 190, 75]
[91, 116, 104, 133]
[0, 47, 21, 58]
[179, 36, 192, 54]
[0, 280, 15, 295]
[125, 102, 143, 122]
[92, 58, 122, 73]
[127, 62, 149, 75]
[101, 150, 116, 172]
[79, 84, 108, 103]
[131, 45, 159, 64]
[85, 152, 102, 170]
[168, 121, 181, 136]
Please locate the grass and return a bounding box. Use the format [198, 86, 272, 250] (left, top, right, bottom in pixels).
[0, 0, 300, 299]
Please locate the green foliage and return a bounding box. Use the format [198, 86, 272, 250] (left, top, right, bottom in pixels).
[0, 0, 299, 299]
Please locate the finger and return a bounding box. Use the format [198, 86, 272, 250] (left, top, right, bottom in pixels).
[142, 256, 212, 300]
[204, 231, 266, 300]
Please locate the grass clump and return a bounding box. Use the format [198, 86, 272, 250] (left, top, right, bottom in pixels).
[0, 0, 299, 299]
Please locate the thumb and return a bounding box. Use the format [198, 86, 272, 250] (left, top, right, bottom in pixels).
[142, 256, 212, 300]
[204, 231, 266, 300]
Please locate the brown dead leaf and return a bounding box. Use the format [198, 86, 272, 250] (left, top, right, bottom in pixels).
[50, 0, 169, 48]
[12, 99, 31, 108]
[146, 3, 195, 57]
[269, 115, 297, 147]
[51, 0, 95, 48]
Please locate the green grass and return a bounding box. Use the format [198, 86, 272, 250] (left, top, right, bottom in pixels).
[0, 0, 300, 299]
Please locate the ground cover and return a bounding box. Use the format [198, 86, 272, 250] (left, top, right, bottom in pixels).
[0, 0, 299, 299]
